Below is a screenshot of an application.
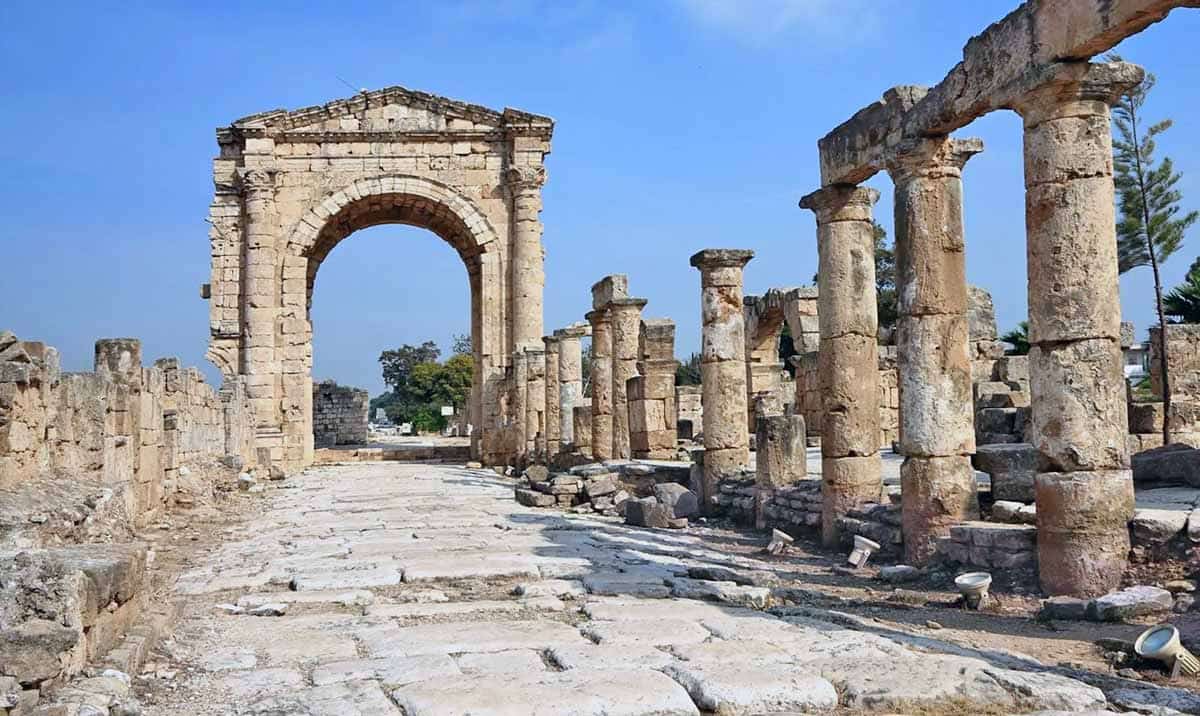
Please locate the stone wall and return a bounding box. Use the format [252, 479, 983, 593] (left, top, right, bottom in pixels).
[675, 385, 702, 441]
[0, 332, 255, 527]
[312, 381, 369, 448]
[877, 346, 899, 449]
[629, 319, 678, 459]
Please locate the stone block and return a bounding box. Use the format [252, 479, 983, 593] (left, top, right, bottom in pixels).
[624, 497, 671, 529]
[1132, 443, 1200, 486]
[654, 483, 699, 519]
[1087, 586, 1173, 622]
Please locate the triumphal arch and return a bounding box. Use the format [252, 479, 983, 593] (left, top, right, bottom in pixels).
[204, 86, 552, 470]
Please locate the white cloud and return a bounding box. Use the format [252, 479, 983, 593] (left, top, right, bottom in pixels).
[676, 0, 878, 45]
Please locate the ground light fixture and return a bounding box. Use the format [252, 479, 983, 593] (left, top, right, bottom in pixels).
[847, 535, 881, 568]
[955, 572, 992, 609]
[1134, 624, 1200, 677]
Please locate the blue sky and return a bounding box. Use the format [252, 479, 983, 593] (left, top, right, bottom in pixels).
[2, 1, 1198, 396]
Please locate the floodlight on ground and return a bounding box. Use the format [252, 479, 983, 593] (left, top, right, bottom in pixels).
[847, 535, 881, 568]
[1134, 624, 1200, 677]
[955, 572, 992, 609]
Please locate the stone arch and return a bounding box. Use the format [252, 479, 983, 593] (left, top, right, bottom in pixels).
[203, 85, 553, 471]
[743, 287, 818, 430]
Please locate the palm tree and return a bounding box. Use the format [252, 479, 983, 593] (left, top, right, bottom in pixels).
[1164, 258, 1200, 323]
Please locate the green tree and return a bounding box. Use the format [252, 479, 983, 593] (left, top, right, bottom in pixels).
[1165, 258, 1200, 323]
[1110, 53, 1198, 443]
[450, 333, 472, 356]
[676, 352, 701, 386]
[379, 341, 440, 395]
[1001, 322, 1030, 356]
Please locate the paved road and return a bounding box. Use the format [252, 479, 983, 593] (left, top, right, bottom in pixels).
[144, 462, 1111, 715]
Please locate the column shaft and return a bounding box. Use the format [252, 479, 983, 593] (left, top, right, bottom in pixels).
[800, 185, 882, 546]
[888, 137, 982, 565]
[587, 309, 614, 461]
[507, 167, 546, 351]
[690, 249, 754, 514]
[557, 326, 588, 450]
[525, 349, 546, 462]
[510, 351, 528, 466]
[543, 337, 561, 455]
[1015, 62, 1142, 597]
[610, 298, 648, 460]
[240, 170, 280, 430]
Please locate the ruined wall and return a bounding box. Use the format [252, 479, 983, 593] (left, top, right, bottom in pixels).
[312, 381, 369, 448]
[877, 346, 899, 449]
[629, 319, 678, 459]
[675, 385, 702, 441]
[0, 333, 255, 525]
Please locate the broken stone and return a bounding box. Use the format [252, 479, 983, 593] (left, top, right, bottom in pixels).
[248, 602, 288, 617]
[237, 473, 256, 491]
[1130, 508, 1188, 545]
[879, 565, 921, 584]
[1040, 596, 1089, 621]
[1133, 444, 1200, 486]
[624, 497, 671, 529]
[654, 483, 699, 519]
[1087, 586, 1174, 622]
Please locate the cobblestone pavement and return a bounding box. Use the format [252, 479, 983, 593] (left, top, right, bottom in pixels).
[142, 462, 1117, 715]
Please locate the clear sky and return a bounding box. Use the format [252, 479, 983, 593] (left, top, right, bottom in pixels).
[2, 1, 1198, 396]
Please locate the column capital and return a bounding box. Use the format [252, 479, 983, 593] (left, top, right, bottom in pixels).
[609, 297, 649, 314]
[1011, 61, 1144, 125]
[505, 165, 547, 191]
[584, 308, 611, 325]
[799, 185, 879, 224]
[554, 322, 591, 340]
[238, 168, 275, 196]
[886, 136, 983, 181]
[689, 249, 754, 271]
[542, 334, 561, 349]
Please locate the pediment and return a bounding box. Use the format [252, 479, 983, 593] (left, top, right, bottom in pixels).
[230, 85, 551, 136]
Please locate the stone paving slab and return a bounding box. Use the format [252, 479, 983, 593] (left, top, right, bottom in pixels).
[145, 462, 1141, 715]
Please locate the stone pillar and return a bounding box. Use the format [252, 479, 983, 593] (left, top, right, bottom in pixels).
[586, 309, 612, 461]
[755, 414, 807, 528]
[887, 137, 983, 565]
[800, 186, 883, 546]
[630, 319, 678, 459]
[239, 169, 280, 431]
[690, 249, 754, 514]
[572, 406, 592, 452]
[525, 348, 546, 462]
[1014, 62, 1142, 597]
[587, 275, 628, 462]
[557, 324, 589, 450]
[510, 350, 528, 466]
[542, 335, 561, 455]
[610, 297, 648, 460]
[506, 166, 547, 352]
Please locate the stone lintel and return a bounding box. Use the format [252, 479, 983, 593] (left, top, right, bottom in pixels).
[689, 249, 754, 270]
[609, 297, 648, 312]
[554, 323, 591, 339]
[817, 0, 1186, 185]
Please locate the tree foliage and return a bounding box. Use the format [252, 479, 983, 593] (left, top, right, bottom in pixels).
[1001, 321, 1030, 356]
[379, 341, 440, 396]
[676, 352, 701, 386]
[1110, 53, 1196, 442]
[1165, 258, 1200, 323]
[375, 338, 473, 431]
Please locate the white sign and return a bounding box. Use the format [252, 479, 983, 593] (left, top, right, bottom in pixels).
[440, 406, 454, 417]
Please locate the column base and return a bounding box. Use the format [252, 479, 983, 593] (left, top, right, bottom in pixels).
[821, 454, 883, 547]
[1036, 469, 1134, 597]
[900, 455, 979, 565]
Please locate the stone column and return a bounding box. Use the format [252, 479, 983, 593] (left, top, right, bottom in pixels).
[557, 324, 589, 450]
[610, 297, 648, 460]
[630, 319, 678, 459]
[1014, 62, 1142, 597]
[755, 414, 807, 528]
[586, 308, 613, 461]
[542, 335, 561, 455]
[800, 186, 883, 546]
[887, 136, 983, 565]
[525, 348, 546, 462]
[239, 169, 280, 430]
[506, 166, 547, 352]
[510, 350, 528, 466]
[690, 249, 754, 514]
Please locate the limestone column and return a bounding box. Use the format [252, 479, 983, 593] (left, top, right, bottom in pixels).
[239, 169, 280, 430]
[1014, 62, 1142, 597]
[799, 186, 883, 546]
[506, 166, 547, 352]
[690, 249, 754, 514]
[887, 137, 983, 565]
[610, 297, 648, 460]
[557, 324, 589, 450]
[525, 348, 546, 462]
[542, 336, 561, 455]
[586, 308, 613, 461]
[510, 350, 528, 466]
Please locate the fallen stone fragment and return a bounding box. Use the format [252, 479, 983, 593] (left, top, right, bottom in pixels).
[1087, 586, 1174, 622]
[879, 565, 921, 584]
[515, 488, 555, 508]
[625, 497, 671, 529]
[655, 483, 699, 519]
[1040, 596, 1088, 621]
[237, 473, 256, 491]
[1130, 508, 1188, 545]
[248, 602, 288, 617]
[1133, 444, 1200, 486]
